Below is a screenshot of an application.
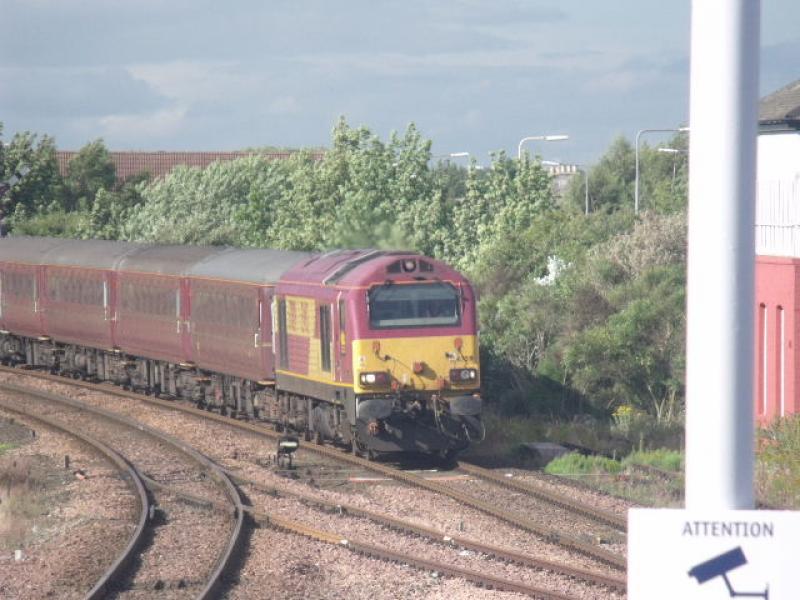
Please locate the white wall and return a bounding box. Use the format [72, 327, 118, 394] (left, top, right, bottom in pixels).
[756, 131, 800, 257]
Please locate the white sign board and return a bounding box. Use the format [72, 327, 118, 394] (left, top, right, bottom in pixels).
[629, 508, 800, 599]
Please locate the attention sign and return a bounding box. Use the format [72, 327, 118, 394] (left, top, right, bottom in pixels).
[629, 508, 800, 599]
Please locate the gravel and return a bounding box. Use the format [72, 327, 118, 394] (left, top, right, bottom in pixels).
[0, 371, 629, 598]
[0, 407, 137, 599]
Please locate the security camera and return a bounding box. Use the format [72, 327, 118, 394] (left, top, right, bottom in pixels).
[688, 546, 768, 599]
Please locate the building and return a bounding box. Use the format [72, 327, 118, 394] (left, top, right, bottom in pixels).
[754, 78, 800, 422]
[56, 150, 324, 184]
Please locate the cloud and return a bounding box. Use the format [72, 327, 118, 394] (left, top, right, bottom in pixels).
[127, 61, 261, 104]
[96, 107, 188, 141]
[0, 66, 167, 117]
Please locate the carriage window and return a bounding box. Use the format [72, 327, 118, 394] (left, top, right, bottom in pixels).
[319, 304, 332, 372]
[368, 282, 460, 329]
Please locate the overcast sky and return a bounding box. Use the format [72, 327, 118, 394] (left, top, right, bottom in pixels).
[3, 1, 799, 165]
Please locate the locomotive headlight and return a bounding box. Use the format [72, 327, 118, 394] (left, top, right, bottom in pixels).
[359, 371, 390, 386]
[449, 368, 478, 383]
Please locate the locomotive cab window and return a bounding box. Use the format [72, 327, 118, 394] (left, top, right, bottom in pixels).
[368, 282, 460, 329]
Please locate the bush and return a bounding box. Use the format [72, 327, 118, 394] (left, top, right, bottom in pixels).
[757, 416, 800, 507]
[623, 448, 683, 472]
[544, 452, 623, 476]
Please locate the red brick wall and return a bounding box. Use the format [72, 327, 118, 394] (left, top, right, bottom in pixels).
[755, 255, 800, 422]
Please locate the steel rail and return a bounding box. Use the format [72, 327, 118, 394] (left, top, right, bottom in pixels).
[121, 471, 587, 600]
[456, 462, 628, 531]
[0, 380, 245, 600]
[227, 470, 627, 592]
[0, 367, 626, 570]
[254, 508, 581, 600]
[0, 399, 150, 600]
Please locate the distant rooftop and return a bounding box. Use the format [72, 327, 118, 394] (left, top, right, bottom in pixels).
[56, 150, 325, 183]
[759, 79, 800, 131]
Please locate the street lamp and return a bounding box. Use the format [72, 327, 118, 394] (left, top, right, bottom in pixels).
[657, 147, 688, 192]
[517, 134, 569, 160]
[635, 127, 689, 214]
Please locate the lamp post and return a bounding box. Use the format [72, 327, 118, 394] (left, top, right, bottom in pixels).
[635, 127, 689, 213]
[658, 147, 688, 192]
[517, 134, 569, 160]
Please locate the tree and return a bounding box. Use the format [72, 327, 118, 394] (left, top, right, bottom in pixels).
[64, 139, 116, 211]
[0, 127, 65, 223]
[78, 172, 149, 240]
[563, 136, 635, 214]
[122, 157, 268, 245]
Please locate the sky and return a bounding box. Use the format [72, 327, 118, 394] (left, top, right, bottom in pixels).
[2, 1, 799, 165]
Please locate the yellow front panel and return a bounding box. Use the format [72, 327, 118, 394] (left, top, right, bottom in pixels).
[352, 335, 479, 394]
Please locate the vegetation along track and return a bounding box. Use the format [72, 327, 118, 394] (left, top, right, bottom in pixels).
[0, 379, 246, 599]
[0, 398, 150, 600]
[0, 365, 626, 573]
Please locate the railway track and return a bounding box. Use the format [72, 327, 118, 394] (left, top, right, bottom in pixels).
[456, 462, 628, 531]
[228, 469, 626, 593]
[0, 366, 628, 586]
[0, 380, 246, 599]
[0, 400, 150, 600]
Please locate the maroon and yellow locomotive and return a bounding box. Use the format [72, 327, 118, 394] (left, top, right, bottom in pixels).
[0, 237, 483, 457]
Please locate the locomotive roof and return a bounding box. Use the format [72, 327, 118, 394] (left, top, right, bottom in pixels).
[188, 247, 313, 284]
[279, 248, 463, 287]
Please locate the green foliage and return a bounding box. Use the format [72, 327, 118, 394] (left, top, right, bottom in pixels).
[78, 172, 149, 240]
[0, 129, 64, 219]
[563, 136, 634, 214]
[757, 416, 800, 507]
[64, 139, 116, 211]
[0, 442, 14, 456]
[123, 157, 266, 245]
[544, 452, 623, 475]
[8, 208, 88, 237]
[623, 448, 684, 472]
[3, 118, 691, 440]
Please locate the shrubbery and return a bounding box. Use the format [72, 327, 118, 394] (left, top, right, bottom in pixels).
[2, 119, 690, 429]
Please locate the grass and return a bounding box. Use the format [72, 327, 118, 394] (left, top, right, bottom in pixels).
[0, 456, 49, 548]
[757, 416, 800, 508]
[0, 442, 16, 456]
[544, 452, 623, 476]
[623, 448, 683, 472]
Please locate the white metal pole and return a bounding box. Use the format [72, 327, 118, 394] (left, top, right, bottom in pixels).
[685, 0, 760, 510]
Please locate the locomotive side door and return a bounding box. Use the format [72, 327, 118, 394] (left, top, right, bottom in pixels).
[179, 277, 194, 363]
[334, 292, 351, 384]
[257, 287, 274, 379]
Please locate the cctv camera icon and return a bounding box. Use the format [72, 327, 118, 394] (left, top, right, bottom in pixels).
[688, 546, 768, 599]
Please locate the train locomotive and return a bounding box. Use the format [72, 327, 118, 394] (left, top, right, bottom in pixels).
[0, 237, 483, 458]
